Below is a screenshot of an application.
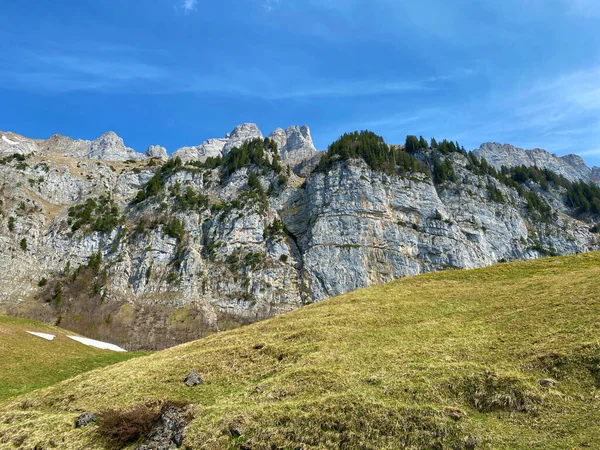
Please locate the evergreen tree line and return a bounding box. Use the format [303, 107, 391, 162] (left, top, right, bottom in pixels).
[68, 195, 122, 233]
[405, 135, 467, 155]
[466, 154, 600, 219]
[133, 157, 183, 204]
[134, 138, 283, 205]
[220, 138, 283, 178]
[316, 131, 425, 175]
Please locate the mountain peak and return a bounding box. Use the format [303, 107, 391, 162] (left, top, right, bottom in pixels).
[474, 142, 597, 184]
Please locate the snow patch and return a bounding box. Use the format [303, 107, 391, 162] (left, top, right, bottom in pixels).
[27, 331, 55, 341]
[2, 135, 18, 145]
[67, 336, 126, 352]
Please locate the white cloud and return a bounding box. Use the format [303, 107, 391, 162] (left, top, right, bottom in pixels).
[182, 0, 197, 12]
[576, 148, 600, 156]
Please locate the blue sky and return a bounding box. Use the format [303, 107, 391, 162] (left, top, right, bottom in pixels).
[1, 0, 600, 164]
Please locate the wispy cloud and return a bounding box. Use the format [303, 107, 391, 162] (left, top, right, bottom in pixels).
[182, 0, 198, 13]
[576, 148, 600, 156]
[334, 64, 600, 164]
[0, 44, 458, 100]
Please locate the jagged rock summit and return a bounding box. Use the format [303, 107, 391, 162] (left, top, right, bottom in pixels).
[474, 142, 600, 184]
[170, 123, 317, 168]
[3, 123, 318, 165]
[269, 125, 317, 165]
[0, 132, 41, 156]
[34, 131, 146, 161]
[145, 145, 168, 161]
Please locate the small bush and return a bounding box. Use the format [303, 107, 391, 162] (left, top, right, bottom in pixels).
[167, 271, 180, 284]
[98, 403, 161, 447]
[20, 238, 27, 252]
[38, 277, 47, 287]
[163, 217, 185, 241]
[456, 371, 542, 413]
[8, 216, 15, 232]
[97, 401, 189, 448]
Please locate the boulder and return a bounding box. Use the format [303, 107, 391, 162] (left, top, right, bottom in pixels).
[184, 371, 203, 387]
[75, 412, 98, 428]
[145, 145, 168, 161]
[137, 405, 187, 450]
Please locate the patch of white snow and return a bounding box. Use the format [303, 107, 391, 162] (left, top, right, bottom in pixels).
[67, 336, 126, 352]
[27, 331, 55, 341]
[2, 135, 18, 145]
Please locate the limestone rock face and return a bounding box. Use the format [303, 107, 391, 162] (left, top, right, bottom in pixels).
[269, 125, 317, 166]
[223, 123, 263, 154]
[87, 132, 145, 161]
[473, 142, 600, 184]
[0, 132, 40, 156]
[39, 132, 146, 161]
[0, 125, 599, 351]
[171, 146, 201, 162]
[197, 138, 227, 159]
[171, 124, 262, 162]
[268, 128, 287, 151]
[39, 134, 91, 158]
[283, 157, 595, 301]
[145, 145, 168, 161]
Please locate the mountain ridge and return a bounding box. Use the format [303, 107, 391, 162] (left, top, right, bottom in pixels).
[0, 125, 599, 350]
[3, 126, 598, 185]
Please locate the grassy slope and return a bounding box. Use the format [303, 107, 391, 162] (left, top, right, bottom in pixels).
[0, 316, 145, 402]
[1, 253, 599, 449]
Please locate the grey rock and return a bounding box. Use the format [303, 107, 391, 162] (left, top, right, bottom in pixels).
[268, 127, 287, 151]
[170, 124, 261, 162]
[197, 138, 227, 159]
[184, 371, 203, 387]
[0, 132, 40, 156]
[268, 125, 318, 170]
[39, 131, 146, 161]
[88, 131, 145, 161]
[170, 146, 200, 162]
[145, 145, 168, 161]
[223, 123, 263, 154]
[75, 412, 97, 428]
[137, 405, 187, 450]
[473, 142, 600, 184]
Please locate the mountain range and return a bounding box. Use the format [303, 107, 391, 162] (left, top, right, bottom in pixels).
[1, 124, 598, 349]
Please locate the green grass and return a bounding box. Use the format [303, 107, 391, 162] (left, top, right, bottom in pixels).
[1, 253, 599, 449]
[0, 316, 145, 402]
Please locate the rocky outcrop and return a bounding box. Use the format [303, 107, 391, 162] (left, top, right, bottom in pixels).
[145, 146, 168, 161]
[473, 142, 600, 184]
[0, 132, 41, 156]
[284, 156, 595, 300]
[170, 124, 262, 162]
[87, 132, 145, 161]
[269, 125, 317, 167]
[223, 123, 263, 154]
[37, 132, 146, 161]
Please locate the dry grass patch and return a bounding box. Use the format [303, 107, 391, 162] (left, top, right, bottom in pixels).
[1, 253, 599, 448]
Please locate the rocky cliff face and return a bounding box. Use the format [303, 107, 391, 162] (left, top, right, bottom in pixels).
[0, 126, 598, 350]
[269, 125, 317, 166]
[171, 123, 317, 169]
[474, 142, 600, 184]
